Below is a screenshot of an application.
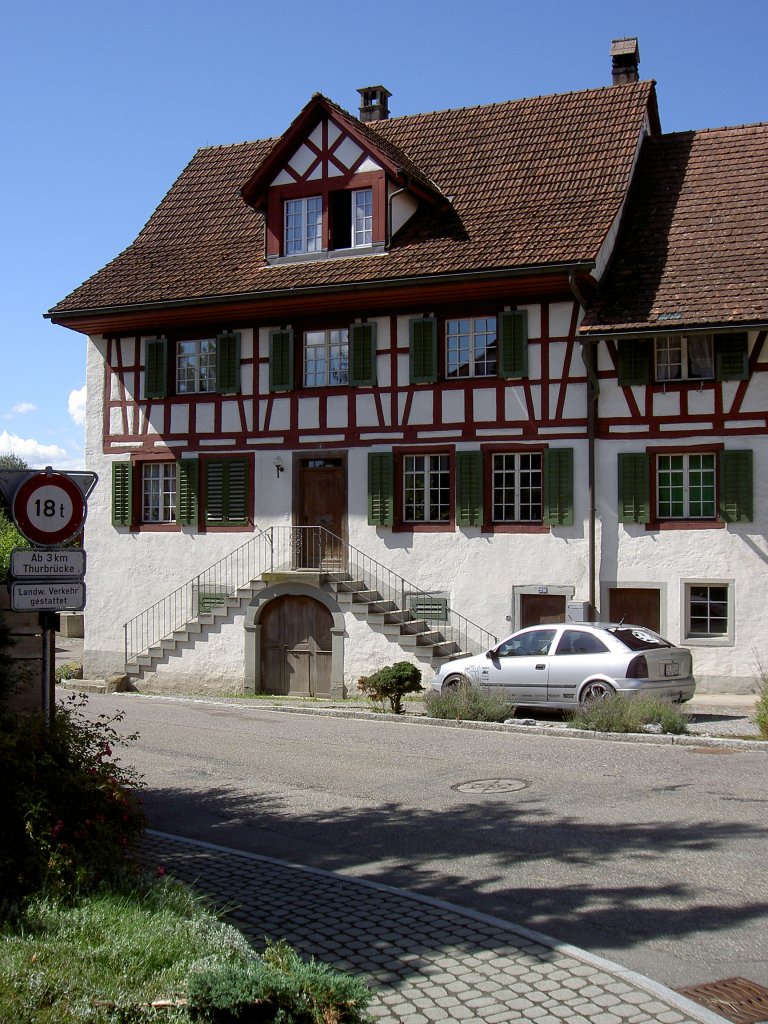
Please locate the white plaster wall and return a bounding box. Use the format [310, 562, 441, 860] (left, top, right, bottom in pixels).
[597, 438, 768, 692]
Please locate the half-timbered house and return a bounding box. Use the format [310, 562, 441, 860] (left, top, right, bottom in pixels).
[46, 41, 768, 696]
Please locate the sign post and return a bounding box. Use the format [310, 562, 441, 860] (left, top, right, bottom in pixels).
[2, 467, 96, 723]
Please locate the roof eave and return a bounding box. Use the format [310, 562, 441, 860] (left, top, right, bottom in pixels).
[46, 260, 596, 327]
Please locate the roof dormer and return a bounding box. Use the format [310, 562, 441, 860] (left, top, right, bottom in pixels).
[241, 92, 442, 265]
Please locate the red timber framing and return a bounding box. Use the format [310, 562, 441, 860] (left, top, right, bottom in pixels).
[599, 330, 768, 440]
[98, 287, 587, 458]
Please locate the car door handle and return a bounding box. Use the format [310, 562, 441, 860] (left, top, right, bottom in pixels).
[535, 663, 546, 670]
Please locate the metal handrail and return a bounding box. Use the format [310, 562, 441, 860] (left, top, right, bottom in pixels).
[124, 525, 497, 664]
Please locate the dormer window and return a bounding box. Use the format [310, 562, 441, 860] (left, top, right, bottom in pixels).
[285, 196, 323, 256]
[328, 187, 373, 251]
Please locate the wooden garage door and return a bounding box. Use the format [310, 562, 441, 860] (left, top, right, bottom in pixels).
[260, 595, 332, 697]
[608, 588, 661, 633]
[520, 594, 566, 627]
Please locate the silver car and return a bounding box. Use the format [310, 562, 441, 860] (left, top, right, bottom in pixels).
[430, 622, 695, 708]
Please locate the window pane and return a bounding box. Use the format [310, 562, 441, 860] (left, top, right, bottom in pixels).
[177, 339, 217, 394]
[688, 584, 729, 636]
[447, 317, 497, 378]
[303, 328, 349, 387]
[142, 463, 176, 523]
[403, 453, 450, 522]
[353, 188, 372, 246]
[492, 452, 542, 522]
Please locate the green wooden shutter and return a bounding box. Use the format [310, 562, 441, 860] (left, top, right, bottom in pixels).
[269, 328, 294, 392]
[176, 459, 199, 526]
[715, 332, 749, 381]
[455, 450, 483, 527]
[145, 338, 168, 398]
[543, 448, 573, 526]
[617, 453, 650, 523]
[499, 310, 529, 378]
[719, 449, 753, 522]
[409, 317, 437, 383]
[205, 459, 249, 525]
[368, 452, 394, 526]
[111, 462, 133, 527]
[216, 332, 241, 393]
[616, 339, 650, 386]
[349, 322, 377, 386]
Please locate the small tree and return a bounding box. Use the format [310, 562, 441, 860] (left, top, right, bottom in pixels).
[358, 661, 423, 714]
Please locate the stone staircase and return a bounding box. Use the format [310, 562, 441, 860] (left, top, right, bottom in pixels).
[125, 570, 478, 680]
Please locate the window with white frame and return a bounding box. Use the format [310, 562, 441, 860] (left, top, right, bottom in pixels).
[655, 334, 714, 382]
[303, 329, 349, 387]
[492, 452, 543, 522]
[657, 453, 716, 519]
[352, 188, 373, 247]
[446, 317, 498, 378]
[284, 196, 323, 255]
[177, 339, 217, 394]
[685, 582, 731, 640]
[142, 463, 177, 523]
[403, 454, 450, 523]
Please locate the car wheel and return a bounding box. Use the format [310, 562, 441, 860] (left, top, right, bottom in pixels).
[579, 680, 615, 704]
[442, 674, 469, 693]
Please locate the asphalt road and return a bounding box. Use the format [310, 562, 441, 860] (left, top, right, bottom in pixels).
[76, 691, 768, 992]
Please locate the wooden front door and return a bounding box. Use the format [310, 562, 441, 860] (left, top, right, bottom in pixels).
[295, 457, 346, 569]
[520, 593, 567, 627]
[260, 594, 332, 697]
[608, 588, 661, 632]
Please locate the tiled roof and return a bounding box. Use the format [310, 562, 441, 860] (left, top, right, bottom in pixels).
[49, 82, 656, 315]
[581, 123, 768, 333]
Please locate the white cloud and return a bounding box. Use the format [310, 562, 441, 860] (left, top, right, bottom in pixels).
[68, 386, 87, 427]
[0, 430, 68, 469]
[2, 402, 38, 420]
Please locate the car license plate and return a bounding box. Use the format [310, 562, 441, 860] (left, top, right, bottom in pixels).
[664, 663, 680, 677]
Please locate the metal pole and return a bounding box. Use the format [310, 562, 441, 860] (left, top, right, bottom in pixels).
[39, 611, 58, 726]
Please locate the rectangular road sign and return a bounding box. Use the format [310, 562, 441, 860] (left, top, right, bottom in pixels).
[11, 547, 86, 579]
[11, 581, 86, 612]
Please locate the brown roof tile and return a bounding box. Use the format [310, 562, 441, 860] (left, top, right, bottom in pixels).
[49, 82, 656, 316]
[581, 123, 768, 332]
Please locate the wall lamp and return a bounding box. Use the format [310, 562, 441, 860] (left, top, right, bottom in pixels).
[273, 456, 285, 478]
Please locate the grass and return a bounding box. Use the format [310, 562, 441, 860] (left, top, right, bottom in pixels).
[0, 878, 373, 1023]
[567, 694, 689, 734]
[0, 879, 247, 1023]
[423, 686, 515, 723]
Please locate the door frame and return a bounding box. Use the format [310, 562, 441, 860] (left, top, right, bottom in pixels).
[244, 580, 346, 698]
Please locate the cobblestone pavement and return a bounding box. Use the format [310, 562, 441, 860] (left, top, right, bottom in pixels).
[141, 831, 729, 1024]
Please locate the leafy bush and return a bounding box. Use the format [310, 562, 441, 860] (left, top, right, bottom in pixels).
[357, 661, 423, 714]
[187, 938, 372, 1023]
[755, 684, 768, 739]
[424, 686, 515, 723]
[54, 661, 83, 683]
[568, 694, 689, 734]
[0, 509, 25, 584]
[0, 693, 146, 914]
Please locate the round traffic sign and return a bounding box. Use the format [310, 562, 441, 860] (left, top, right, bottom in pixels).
[12, 472, 86, 546]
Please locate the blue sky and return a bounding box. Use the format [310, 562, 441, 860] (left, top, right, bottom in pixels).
[3, 0, 767, 469]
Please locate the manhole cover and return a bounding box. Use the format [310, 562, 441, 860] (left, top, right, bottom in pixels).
[452, 778, 529, 794]
[679, 977, 768, 1024]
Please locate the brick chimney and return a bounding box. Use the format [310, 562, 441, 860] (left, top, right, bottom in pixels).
[611, 37, 640, 84]
[357, 86, 391, 122]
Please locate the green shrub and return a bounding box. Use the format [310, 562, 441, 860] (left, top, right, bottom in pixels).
[568, 694, 689, 734]
[755, 684, 768, 739]
[0, 693, 146, 914]
[54, 661, 83, 683]
[187, 938, 372, 1023]
[357, 662, 423, 714]
[424, 686, 515, 723]
[0, 509, 25, 584]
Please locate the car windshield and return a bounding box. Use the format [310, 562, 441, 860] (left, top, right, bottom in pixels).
[606, 626, 673, 651]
